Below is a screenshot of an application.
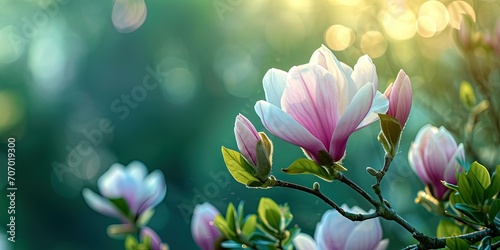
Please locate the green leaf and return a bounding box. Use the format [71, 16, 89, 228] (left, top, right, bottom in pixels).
[258, 198, 282, 235]
[478, 236, 492, 250]
[437, 219, 461, 238]
[282, 158, 335, 182]
[221, 147, 260, 186]
[443, 181, 460, 193]
[378, 113, 402, 157]
[445, 211, 479, 226]
[488, 199, 500, 224]
[109, 197, 131, 218]
[470, 162, 491, 190]
[446, 237, 470, 250]
[125, 235, 138, 250]
[454, 203, 484, 224]
[459, 81, 476, 109]
[279, 204, 293, 232]
[226, 203, 238, 234]
[214, 214, 237, 240]
[237, 201, 245, 230]
[259, 132, 273, 161]
[242, 214, 257, 237]
[457, 173, 475, 205]
[485, 165, 500, 200]
[136, 209, 154, 227]
[256, 139, 272, 182]
[282, 227, 301, 247]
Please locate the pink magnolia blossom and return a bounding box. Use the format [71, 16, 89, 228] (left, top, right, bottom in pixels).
[234, 114, 260, 166]
[384, 70, 412, 128]
[191, 203, 221, 250]
[82, 161, 166, 219]
[408, 125, 465, 200]
[315, 205, 389, 250]
[255, 45, 388, 163]
[112, 0, 147, 33]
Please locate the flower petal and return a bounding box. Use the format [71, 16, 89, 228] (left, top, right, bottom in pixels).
[315, 210, 355, 250]
[293, 233, 316, 250]
[192, 203, 220, 250]
[234, 114, 260, 165]
[409, 143, 431, 184]
[374, 239, 390, 250]
[263, 68, 288, 108]
[140, 227, 163, 249]
[330, 83, 375, 161]
[137, 170, 167, 214]
[112, 0, 147, 33]
[281, 64, 340, 148]
[255, 100, 326, 160]
[356, 91, 389, 130]
[98, 163, 127, 198]
[350, 55, 378, 93]
[82, 188, 120, 218]
[344, 218, 382, 250]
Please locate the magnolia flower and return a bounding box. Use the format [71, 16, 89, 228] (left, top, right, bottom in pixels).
[82, 161, 166, 220]
[140, 227, 168, 250]
[191, 203, 221, 250]
[112, 0, 147, 33]
[293, 233, 317, 250]
[408, 125, 465, 200]
[255, 45, 388, 164]
[235, 114, 261, 166]
[315, 205, 389, 250]
[384, 70, 412, 128]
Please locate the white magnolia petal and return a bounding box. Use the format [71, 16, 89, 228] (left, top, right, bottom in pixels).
[293, 233, 317, 250]
[82, 188, 120, 218]
[345, 218, 382, 250]
[356, 91, 389, 130]
[98, 163, 126, 198]
[374, 239, 390, 250]
[138, 170, 167, 214]
[409, 143, 431, 184]
[255, 100, 326, 159]
[263, 68, 288, 108]
[330, 83, 375, 161]
[351, 55, 378, 91]
[315, 210, 355, 250]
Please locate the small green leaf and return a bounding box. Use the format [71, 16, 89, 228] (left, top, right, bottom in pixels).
[221, 147, 260, 186]
[226, 203, 237, 233]
[454, 203, 484, 224]
[242, 214, 257, 237]
[109, 197, 131, 218]
[478, 236, 492, 250]
[443, 181, 460, 193]
[457, 173, 475, 205]
[214, 214, 237, 240]
[136, 209, 154, 227]
[437, 219, 461, 237]
[237, 201, 245, 229]
[256, 140, 272, 182]
[446, 237, 470, 250]
[459, 81, 476, 109]
[282, 158, 335, 182]
[279, 204, 293, 232]
[378, 113, 402, 157]
[107, 224, 135, 239]
[125, 235, 138, 250]
[259, 132, 273, 161]
[258, 198, 282, 234]
[488, 199, 500, 224]
[485, 165, 500, 200]
[470, 162, 491, 190]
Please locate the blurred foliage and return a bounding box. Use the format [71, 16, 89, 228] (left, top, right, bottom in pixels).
[0, 0, 499, 249]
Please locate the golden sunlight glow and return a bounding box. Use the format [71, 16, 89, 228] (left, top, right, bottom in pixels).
[325, 25, 355, 51]
[360, 31, 387, 58]
[418, 1, 449, 33]
[329, 0, 362, 6]
[416, 16, 437, 38]
[447, 1, 476, 29]
[380, 9, 416, 40]
[0, 91, 23, 133]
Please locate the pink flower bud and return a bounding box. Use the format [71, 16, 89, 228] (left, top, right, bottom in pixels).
[408, 125, 465, 200]
[384, 70, 412, 128]
[315, 205, 389, 250]
[191, 203, 221, 250]
[140, 227, 168, 250]
[234, 114, 261, 166]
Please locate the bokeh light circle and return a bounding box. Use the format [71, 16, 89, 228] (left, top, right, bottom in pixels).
[360, 31, 387, 58]
[447, 1, 476, 29]
[418, 1, 450, 32]
[380, 9, 417, 40]
[325, 25, 355, 51]
[416, 16, 437, 38]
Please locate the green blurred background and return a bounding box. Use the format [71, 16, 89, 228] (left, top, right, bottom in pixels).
[0, 0, 498, 249]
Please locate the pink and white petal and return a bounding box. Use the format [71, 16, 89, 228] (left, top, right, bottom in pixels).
[356, 91, 389, 130]
[112, 0, 147, 33]
[394, 73, 412, 126]
[126, 161, 148, 182]
[344, 218, 382, 250]
[282, 64, 339, 147]
[437, 127, 459, 158]
[138, 170, 167, 214]
[443, 144, 464, 183]
[374, 239, 390, 250]
[351, 55, 378, 92]
[330, 83, 375, 161]
[409, 144, 431, 184]
[98, 163, 127, 198]
[82, 188, 120, 218]
[235, 114, 260, 165]
[293, 233, 317, 250]
[255, 100, 326, 159]
[424, 139, 449, 186]
[263, 68, 288, 108]
[316, 210, 355, 250]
